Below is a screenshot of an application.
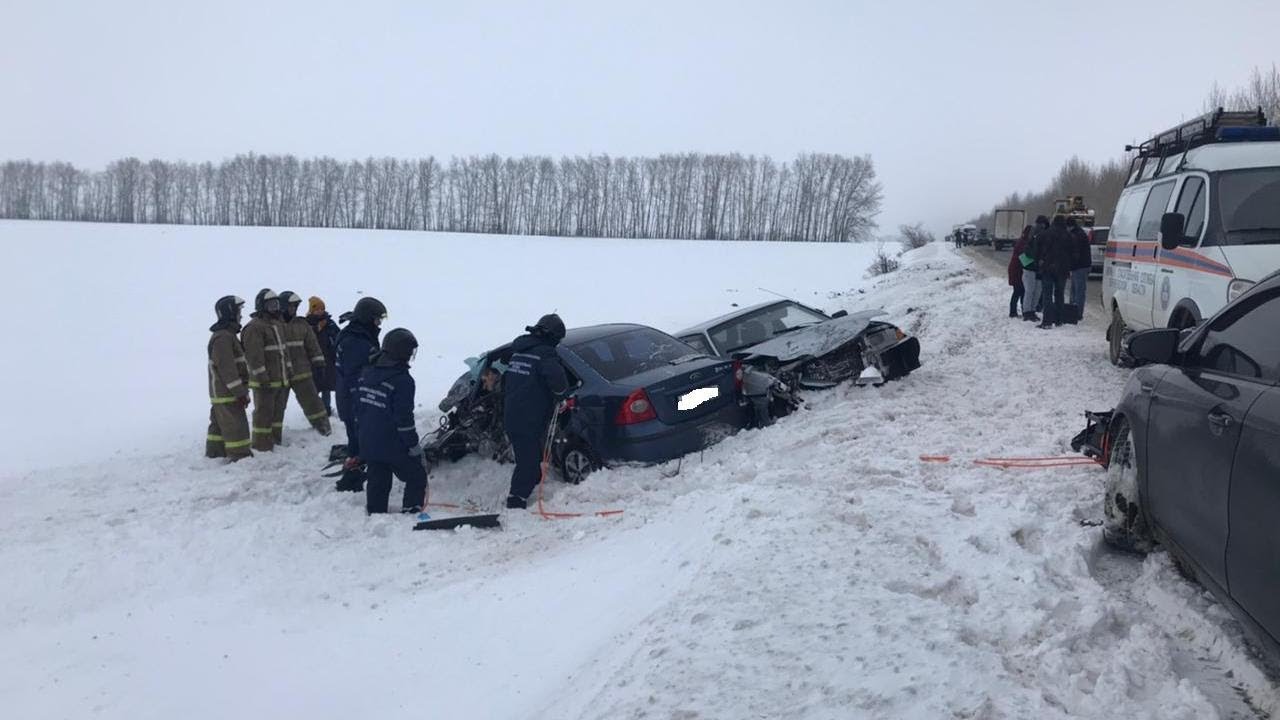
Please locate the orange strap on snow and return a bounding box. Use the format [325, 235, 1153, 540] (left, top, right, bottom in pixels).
[535, 451, 623, 520]
[918, 455, 951, 463]
[973, 457, 1101, 469]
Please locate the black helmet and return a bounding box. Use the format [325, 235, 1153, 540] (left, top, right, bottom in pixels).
[280, 291, 302, 319]
[381, 328, 419, 364]
[1034, 215, 1050, 228]
[215, 295, 246, 324]
[352, 296, 388, 326]
[526, 313, 566, 344]
[255, 288, 281, 315]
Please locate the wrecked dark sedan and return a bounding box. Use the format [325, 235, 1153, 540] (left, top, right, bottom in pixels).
[424, 323, 752, 484]
[673, 299, 921, 389]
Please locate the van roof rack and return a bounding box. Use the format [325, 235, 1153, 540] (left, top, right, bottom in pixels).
[1124, 107, 1273, 185]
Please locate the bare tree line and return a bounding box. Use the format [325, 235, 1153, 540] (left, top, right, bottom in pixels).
[0, 152, 882, 242]
[970, 64, 1280, 232]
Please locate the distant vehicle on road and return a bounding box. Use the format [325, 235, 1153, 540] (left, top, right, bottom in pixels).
[974, 228, 992, 246]
[992, 209, 1026, 251]
[1103, 107, 1280, 365]
[1088, 225, 1110, 274]
[1098, 270, 1280, 662]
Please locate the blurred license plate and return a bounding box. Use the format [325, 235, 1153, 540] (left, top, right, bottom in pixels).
[678, 386, 719, 411]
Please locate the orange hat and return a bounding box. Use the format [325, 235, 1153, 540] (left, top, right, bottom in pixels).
[308, 296, 326, 315]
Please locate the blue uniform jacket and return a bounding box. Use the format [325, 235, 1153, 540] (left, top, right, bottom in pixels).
[334, 320, 380, 423]
[355, 359, 419, 463]
[500, 334, 570, 436]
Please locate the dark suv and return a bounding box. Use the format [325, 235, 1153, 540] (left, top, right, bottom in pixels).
[1102, 270, 1280, 657]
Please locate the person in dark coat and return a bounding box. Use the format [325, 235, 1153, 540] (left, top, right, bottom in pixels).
[1008, 225, 1032, 318]
[1036, 216, 1074, 328]
[1067, 219, 1092, 317]
[356, 328, 426, 514]
[1021, 216, 1050, 322]
[306, 296, 340, 416]
[334, 296, 386, 492]
[498, 314, 570, 509]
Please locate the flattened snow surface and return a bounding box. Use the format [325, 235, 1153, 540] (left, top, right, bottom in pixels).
[1, 229, 1275, 719]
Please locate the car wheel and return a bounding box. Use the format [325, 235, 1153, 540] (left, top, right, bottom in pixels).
[1108, 306, 1125, 367]
[1101, 417, 1154, 553]
[560, 442, 598, 485]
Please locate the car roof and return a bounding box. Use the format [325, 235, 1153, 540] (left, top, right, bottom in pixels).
[673, 299, 815, 337]
[562, 323, 651, 345]
[1180, 142, 1280, 173]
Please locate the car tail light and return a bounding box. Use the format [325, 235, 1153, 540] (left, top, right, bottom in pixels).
[615, 388, 656, 425]
[732, 360, 744, 393]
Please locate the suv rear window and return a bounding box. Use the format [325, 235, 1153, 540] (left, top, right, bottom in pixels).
[1089, 228, 1110, 245]
[570, 328, 697, 381]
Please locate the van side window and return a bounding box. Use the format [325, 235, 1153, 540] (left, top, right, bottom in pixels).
[1136, 181, 1176, 242]
[1111, 188, 1145, 240]
[1174, 177, 1207, 245]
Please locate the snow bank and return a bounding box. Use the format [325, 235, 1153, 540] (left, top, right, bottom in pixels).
[1, 230, 1274, 719]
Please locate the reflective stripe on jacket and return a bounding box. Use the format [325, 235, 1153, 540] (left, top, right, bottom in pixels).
[283, 317, 326, 382]
[208, 325, 250, 403]
[241, 315, 293, 388]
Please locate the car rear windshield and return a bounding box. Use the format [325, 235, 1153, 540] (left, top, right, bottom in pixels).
[570, 328, 698, 381]
[709, 302, 829, 354]
[1089, 228, 1110, 244]
[1217, 168, 1280, 245]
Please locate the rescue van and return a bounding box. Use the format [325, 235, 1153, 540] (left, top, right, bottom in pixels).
[1103, 108, 1280, 365]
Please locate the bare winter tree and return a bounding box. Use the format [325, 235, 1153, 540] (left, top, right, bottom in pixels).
[899, 222, 934, 250]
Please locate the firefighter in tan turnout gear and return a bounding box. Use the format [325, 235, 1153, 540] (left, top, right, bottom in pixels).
[206, 295, 253, 460]
[280, 291, 332, 436]
[241, 289, 292, 451]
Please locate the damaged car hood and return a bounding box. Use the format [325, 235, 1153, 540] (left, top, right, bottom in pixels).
[736, 310, 885, 361]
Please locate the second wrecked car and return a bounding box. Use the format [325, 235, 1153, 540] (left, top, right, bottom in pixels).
[673, 299, 921, 389]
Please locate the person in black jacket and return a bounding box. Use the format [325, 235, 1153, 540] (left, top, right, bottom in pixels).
[1036, 216, 1074, 328]
[499, 314, 570, 509]
[306, 296, 340, 416]
[334, 296, 386, 492]
[356, 328, 426, 514]
[1067, 219, 1092, 318]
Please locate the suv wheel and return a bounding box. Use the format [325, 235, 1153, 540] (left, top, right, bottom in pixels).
[1102, 417, 1153, 553]
[1108, 307, 1126, 366]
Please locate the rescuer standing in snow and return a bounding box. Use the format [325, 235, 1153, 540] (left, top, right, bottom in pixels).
[334, 296, 386, 492]
[499, 314, 570, 509]
[241, 289, 293, 452]
[206, 295, 253, 461]
[356, 328, 426, 514]
[279, 291, 332, 436]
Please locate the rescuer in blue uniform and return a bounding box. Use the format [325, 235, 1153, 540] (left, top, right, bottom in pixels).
[499, 314, 570, 509]
[356, 328, 427, 514]
[334, 296, 386, 492]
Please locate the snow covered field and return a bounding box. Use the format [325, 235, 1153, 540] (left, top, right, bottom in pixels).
[1, 222, 1276, 719]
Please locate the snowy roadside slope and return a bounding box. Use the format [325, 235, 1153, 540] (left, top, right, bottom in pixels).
[1, 242, 1274, 719]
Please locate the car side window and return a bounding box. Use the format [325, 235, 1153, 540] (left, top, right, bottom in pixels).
[1174, 177, 1207, 246]
[1187, 290, 1280, 382]
[1136, 181, 1176, 242]
[1111, 188, 1145, 240]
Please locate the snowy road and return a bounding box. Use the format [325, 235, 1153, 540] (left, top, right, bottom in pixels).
[2, 240, 1276, 719]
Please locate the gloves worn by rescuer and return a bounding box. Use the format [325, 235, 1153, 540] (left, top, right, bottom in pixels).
[237, 395, 250, 409]
[343, 456, 363, 470]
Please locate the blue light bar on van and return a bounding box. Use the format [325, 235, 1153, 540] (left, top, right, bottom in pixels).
[1215, 126, 1280, 142]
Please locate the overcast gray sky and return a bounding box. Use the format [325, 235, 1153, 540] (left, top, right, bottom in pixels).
[3, 0, 1277, 235]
